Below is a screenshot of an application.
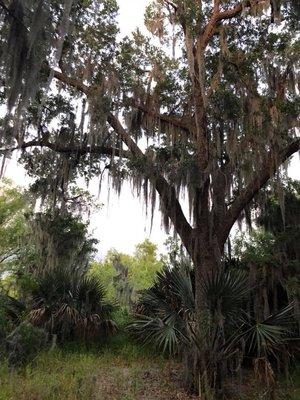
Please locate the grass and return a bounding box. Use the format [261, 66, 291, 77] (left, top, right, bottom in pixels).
[0, 332, 299, 400]
[0, 334, 194, 400]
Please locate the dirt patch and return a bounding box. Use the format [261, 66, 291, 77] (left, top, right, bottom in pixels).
[93, 360, 197, 400]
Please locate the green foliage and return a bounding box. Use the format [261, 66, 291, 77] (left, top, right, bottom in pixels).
[29, 269, 116, 341]
[89, 259, 117, 301]
[129, 239, 163, 292]
[128, 264, 194, 355]
[112, 307, 132, 330]
[90, 239, 163, 305]
[5, 322, 48, 368]
[0, 180, 30, 275]
[235, 230, 278, 268]
[27, 210, 98, 274]
[90, 250, 133, 305]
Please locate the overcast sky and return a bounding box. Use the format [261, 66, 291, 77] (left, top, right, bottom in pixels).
[3, 0, 299, 258]
[118, 0, 150, 35]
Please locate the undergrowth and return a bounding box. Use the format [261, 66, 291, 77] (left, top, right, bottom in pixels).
[0, 329, 299, 400]
[0, 331, 175, 400]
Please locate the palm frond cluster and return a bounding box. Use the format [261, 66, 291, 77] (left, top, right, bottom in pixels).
[28, 268, 116, 341]
[0, 211, 117, 344]
[128, 263, 297, 388]
[129, 265, 194, 354]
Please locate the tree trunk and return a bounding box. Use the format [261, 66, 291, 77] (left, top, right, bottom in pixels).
[185, 227, 224, 399]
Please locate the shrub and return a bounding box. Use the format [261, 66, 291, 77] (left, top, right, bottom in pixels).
[28, 270, 117, 342]
[6, 322, 48, 367]
[0, 294, 26, 357]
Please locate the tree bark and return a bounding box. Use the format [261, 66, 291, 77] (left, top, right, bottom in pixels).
[189, 227, 222, 398]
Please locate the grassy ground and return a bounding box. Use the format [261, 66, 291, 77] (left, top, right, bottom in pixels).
[0, 333, 299, 400]
[0, 334, 196, 400]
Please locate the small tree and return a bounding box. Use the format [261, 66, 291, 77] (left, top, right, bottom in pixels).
[91, 240, 163, 305]
[129, 239, 163, 293]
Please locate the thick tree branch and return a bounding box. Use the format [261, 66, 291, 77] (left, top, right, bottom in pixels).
[1, 139, 130, 159]
[218, 138, 300, 246]
[216, 0, 264, 21]
[107, 113, 193, 252]
[127, 98, 191, 134]
[53, 70, 192, 147]
[52, 69, 91, 95]
[51, 67, 195, 252]
[199, 0, 267, 50]
[54, 69, 192, 135]
[107, 113, 144, 157]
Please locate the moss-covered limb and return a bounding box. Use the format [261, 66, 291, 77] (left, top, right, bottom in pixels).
[49, 71, 194, 253]
[107, 112, 194, 252]
[220, 138, 300, 247]
[52, 68, 91, 96]
[8, 60, 195, 255]
[125, 97, 192, 134]
[1, 138, 130, 160]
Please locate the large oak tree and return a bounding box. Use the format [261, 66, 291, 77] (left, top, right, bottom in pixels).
[0, 0, 299, 395]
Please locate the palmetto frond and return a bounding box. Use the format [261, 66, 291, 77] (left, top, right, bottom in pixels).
[128, 314, 189, 355]
[0, 294, 26, 323]
[229, 303, 296, 358]
[129, 265, 252, 354]
[201, 269, 249, 327]
[28, 267, 116, 340]
[140, 265, 194, 316]
[128, 265, 194, 355]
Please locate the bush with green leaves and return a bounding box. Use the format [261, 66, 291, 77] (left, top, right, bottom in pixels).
[5, 322, 48, 368]
[27, 210, 98, 275]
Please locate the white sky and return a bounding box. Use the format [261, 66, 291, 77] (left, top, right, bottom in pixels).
[118, 0, 150, 36]
[3, 0, 300, 258]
